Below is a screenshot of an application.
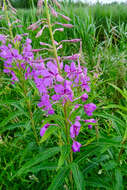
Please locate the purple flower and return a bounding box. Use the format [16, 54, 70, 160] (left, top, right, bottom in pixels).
[40, 123, 50, 137]
[48, 109, 55, 115]
[72, 141, 81, 152]
[75, 116, 81, 121]
[51, 94, 61, 101]
[0, 34, 6, 44]
[54, 80, 73, 103]
[81, 93, 88, 101]
[70, 120, 81, 138]
[85, 119, 96, 129]
[84, 103, 96, 116]
[38, 94, 54, 114]
[14, 35, 22, 42]
[65, 62, 76, 79]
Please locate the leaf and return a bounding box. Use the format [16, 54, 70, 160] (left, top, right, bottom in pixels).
[12, 147, 60, 178]
[0, 122, 26, 133]
[71, 163, 85, 190]
[58, 145, 70, 168]
[26, 162, 58, 173]
[102, 160, 117, 171]
[83, 154, 110, 174]
[114, 168, 123, 190]
[0, 111, 26, 129]
[86, 177, 111, 189]
[103, 104, 127, 112]
[40, 125, 58, 143]
[95, 112, 125, 127]
[48, 166, 69, 190]
[108, 83, 127, 101]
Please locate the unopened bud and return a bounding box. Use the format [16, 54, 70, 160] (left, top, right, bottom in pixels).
[50, 6, 58, 17]
[37, 0, 43, 8]
[61, 39, 81, 43]
[63, 54, 80, 61]
[56, 22, 73, 28]
[59, 13, 71, 21]
[52, 0, 61, 9]
[40, 42, 52, 48]
[36, 25, 47, 38]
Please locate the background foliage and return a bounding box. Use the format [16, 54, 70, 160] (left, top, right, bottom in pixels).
[0, 1, 127, 190]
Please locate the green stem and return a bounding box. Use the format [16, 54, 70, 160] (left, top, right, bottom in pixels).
[3, 0, 14, 42]
[64, 103, 69, 144]
[18, 64, 39, 145]
[118, 124, 127, 161]
[64, 103, 73, 189]
[44, 0, 61, 73]
[27, 98, 39, 145]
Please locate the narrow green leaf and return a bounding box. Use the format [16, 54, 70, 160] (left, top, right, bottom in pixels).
[26, 162, 58, 173]
[102, 160, 117, 171]
[0, 122, 26, 133]
[109, 83, 127, 101]
[0, 111, 25, 129]
[58, 145, 70, 168]
[86, 177, 111, 189]
[114, 168, 123, 190]
[103, 104, 127, 112]
[48, 166, 69, 190]
[12, 147, 60, 178]
[71, 163, 85, 190]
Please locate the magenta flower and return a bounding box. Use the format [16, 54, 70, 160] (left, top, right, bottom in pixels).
[40, 123, 50, 137]
[38, 94, 54, 114]
[54, 80, 73, 103]
[85, 119, 96, 129]
[70, 120, 81, 138]
[72, 141, 81, 152]
[81, 93, 88, 102]
[84, 103, 96, 116]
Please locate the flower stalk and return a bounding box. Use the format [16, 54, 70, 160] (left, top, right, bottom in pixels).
[3, 0, 14, 42]
[44, 0, 61, 73]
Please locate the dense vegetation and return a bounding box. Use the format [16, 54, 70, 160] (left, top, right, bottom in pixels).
[0, 1, 127, 190]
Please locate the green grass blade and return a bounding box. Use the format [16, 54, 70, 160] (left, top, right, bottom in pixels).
[71, 163, 85, 190]
[12, 147, 60, 178]
[48, 166, 69, 190]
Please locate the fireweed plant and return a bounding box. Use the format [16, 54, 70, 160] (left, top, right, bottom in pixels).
[0, 0, 97, 188]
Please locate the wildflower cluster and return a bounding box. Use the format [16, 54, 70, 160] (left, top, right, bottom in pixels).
[38, 60, 96, 152]
[0, 0, 97, 153]
[0, 35, 33, 84]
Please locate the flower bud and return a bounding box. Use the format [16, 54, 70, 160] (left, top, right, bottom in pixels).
[52, 0, 61, 9]
[50, 6, 58, 17]
[56, 22, 73, 28]
[59, 13, 71, 21]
